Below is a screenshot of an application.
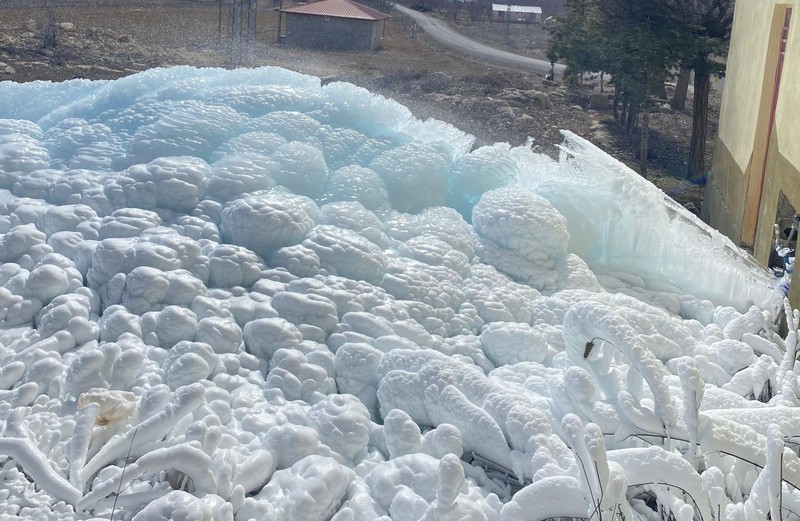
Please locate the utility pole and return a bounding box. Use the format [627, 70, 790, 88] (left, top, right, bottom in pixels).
[504, 4, 510, 44]
[277, 0, 283, 43]
[252, 0, 258, 40]
[220, 0, 258, 65]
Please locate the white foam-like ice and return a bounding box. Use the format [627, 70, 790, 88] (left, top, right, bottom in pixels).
[0, 66, 793, 521]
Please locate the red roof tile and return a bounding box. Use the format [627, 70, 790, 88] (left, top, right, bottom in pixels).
[280, 0, 390, 20]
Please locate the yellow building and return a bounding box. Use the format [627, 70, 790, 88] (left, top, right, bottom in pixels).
[704, 0, 799, 307]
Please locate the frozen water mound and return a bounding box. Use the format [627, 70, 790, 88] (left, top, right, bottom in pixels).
[522, 132, 783, 315]
[0, 67, 795, 521]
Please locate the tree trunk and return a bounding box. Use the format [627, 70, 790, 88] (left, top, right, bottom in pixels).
[624, 97, 631, 130]
[613, 89, 618, 121]
[671, 67, 691, 111]
[626, 97, 638, 136]
[688, 68, 710, 180]
[640, 109, 649, 175]
[630, 107, 638, 134]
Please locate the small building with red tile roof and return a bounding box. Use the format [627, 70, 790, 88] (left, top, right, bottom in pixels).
[279, 0, 391, 51]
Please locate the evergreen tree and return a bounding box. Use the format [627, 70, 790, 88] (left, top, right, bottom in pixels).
[546, 0, 606, 84]
[547, 0, 732, 179]
[598, 0, 686, 131]
[667, 0, 734, 179]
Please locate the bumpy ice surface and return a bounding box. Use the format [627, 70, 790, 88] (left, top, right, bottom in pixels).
[0, 67, 797, 521]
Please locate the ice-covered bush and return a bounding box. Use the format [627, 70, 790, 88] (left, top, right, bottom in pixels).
[0, 66, 792, 521]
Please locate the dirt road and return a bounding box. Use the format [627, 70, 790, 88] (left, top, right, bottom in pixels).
[395, 4, 565, 76]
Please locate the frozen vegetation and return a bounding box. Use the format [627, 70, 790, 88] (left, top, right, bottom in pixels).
[0, 66, 796, 520]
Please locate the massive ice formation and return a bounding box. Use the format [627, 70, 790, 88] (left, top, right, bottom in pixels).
[0, 67, 794, 521]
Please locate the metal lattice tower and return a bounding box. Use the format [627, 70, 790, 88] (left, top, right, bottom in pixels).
[219, 0, 258, 65]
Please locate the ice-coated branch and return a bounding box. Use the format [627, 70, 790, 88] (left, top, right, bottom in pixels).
[9, 335, 62, 367]
[230, 449, 276, 497]
[561, 415, 633, 521]
[461, 455, 514, 498]
[0, 382, 38, 408]
[786, 299, 798, 333]
[78, 442, 217, 513]
[698, 415, 800, 494]
[561, 414, 602, 518]
[0, 437, 81, 506]
[0, 360, 25, 390]
[585, 423, 613, 517]
[769, 425, 784, 521]
[81, 382, 205, 486]
[68, 402, 100, 488]
[778, 300, 800, 405]
[632, 481, 709, 521]
[563, 301, 676, 437]
[740, 424, 785, 521]
[91, 488, 171, 513]
[499, 476, 589, 521]
[677, 357, 703, 468]
[607, 446, 713, 521]
[420, 453, 467, 520]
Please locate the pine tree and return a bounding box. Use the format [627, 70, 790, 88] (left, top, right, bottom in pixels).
[597, 0, 686, 175]
[667, 0, 734, 180]
[547, 0, 732, 179]
[546, 0, 606, 84]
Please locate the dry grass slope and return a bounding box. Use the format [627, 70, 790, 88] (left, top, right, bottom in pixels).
[0, 0, 707, 211]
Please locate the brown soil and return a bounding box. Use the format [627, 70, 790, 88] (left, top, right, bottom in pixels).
[0, 0, 709, 212]
[449, 16, 552, 61]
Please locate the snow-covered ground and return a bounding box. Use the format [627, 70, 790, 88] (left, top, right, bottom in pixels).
[0, 66, 797, 521]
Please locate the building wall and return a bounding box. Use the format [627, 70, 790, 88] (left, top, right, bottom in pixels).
[754, 142, 800, 307]
[705, 0, 800, 307]
[714, 2, 776, 175]
[491, 11, 539, 23]
[704, 140, 749, 242]
[775, 4, 800, 171]
[284, 14, 382, 51]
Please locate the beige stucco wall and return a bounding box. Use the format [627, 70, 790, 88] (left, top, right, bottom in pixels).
[761, 1, 800, 264]
[716, 0, 780, 173]
[775, 3, 800, 168]
[707, 0, 800, 308]
[704, 142, 748, 242]
[751, 142, 800, 310]
[753, 137, 800, 261]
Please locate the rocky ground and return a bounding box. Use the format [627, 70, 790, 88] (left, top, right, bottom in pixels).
[0, 0, 708, 212]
